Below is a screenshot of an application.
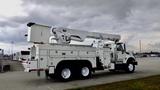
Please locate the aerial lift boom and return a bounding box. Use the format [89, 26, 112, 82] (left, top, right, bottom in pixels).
[27, 22, 120, 44]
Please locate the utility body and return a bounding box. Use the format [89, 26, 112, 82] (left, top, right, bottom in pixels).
[25, 22, 137, 81]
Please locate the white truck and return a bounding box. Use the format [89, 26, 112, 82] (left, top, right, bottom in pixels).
[25, 22, 137, 81]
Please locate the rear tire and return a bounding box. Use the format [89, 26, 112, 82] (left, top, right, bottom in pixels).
[79, 65, 92, 79]
[55, 65, 73, 81]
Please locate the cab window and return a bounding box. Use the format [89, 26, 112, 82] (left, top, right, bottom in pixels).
[117, 44, 123, 51]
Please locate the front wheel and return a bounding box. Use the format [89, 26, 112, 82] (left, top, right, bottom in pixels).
[125, 63, 135, 73]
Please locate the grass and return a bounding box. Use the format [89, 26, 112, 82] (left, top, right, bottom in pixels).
[69, 75, 160, 90]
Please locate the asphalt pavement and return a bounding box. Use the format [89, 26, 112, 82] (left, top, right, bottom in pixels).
[0, 57, 160, 90]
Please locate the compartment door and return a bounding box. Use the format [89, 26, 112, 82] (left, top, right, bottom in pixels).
[39, 50, 48, 69]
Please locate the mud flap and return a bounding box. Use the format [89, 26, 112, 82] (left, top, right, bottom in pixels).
[109, 63, 115, 70]
[49, 66, 55, 74]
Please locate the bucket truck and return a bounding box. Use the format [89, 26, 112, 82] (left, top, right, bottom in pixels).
[25, 22, 137, 81]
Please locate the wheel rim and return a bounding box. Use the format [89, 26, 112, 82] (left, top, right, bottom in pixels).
[128, 64, 134, 71]
[81, 67, 89, 77]
[61, 68, 71, 79]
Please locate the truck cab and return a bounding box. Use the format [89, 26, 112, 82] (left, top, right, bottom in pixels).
[109, 42, 137, 72]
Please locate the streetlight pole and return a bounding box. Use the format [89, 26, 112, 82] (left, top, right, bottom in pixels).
[139, 40, 142, 53]
[11, 41, 14, 60]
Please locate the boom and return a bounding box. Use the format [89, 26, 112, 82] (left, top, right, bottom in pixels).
[27, 22, 120, 44]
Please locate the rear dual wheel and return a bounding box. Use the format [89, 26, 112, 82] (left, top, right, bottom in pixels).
[55, 65, 73, 81]
[55, 63, 92, 81]
[79, 65, 92, 79]
[61, 68, 71, 80]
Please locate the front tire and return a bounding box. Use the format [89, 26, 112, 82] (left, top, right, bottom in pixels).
[125, 63, 135, 73]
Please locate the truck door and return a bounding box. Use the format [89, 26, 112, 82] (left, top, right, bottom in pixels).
[116, 43, 126, 62]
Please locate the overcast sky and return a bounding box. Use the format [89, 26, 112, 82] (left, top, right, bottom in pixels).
[0, 0, 160, 54]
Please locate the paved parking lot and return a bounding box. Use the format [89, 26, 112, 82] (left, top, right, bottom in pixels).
[0, 57, 160, 90]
